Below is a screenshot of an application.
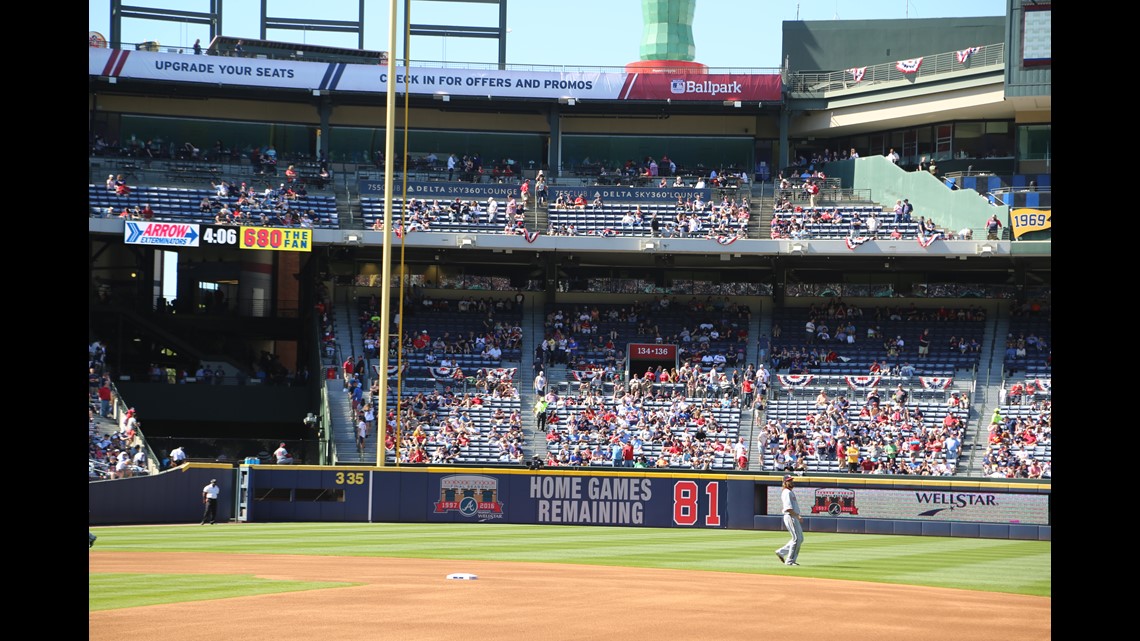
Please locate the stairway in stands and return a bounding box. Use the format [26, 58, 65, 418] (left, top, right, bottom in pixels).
[517, 292, 544, 461]
[961, 306, 1010, 476]
[743, 300, 766, 471]
[325, 287, 378, 464]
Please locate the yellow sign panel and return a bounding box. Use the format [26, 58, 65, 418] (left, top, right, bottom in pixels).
[1009, 208, 1051, 239]
[239, 226, 312, 252]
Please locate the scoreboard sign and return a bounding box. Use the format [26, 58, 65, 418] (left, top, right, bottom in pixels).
[123, 224, 310, 252]
[626, 342, 678, 379]
[238, 226, 312, 252]
[123, 221, 200, 247]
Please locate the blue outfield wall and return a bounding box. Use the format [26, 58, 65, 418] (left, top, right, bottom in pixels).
[88, 465, 1050, 540]
[242, 466, 739, 529]
[89, 463, 235, 525]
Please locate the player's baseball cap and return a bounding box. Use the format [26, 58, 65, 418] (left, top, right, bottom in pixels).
[783, 475, 795, 482]
[210, 479, 217, 483]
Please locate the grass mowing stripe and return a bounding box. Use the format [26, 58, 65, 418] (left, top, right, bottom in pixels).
[91, 522, 1049, 596]
[89, 573, 360, 611]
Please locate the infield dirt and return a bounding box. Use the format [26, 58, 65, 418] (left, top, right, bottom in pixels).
[90, 552, 1049, 641]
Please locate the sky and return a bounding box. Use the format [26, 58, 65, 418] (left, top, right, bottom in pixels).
[88, 0, 1007, 70]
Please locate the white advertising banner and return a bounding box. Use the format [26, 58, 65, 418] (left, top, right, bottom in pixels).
[766, 486, 1049, 525]
[90, 49, 783, 102]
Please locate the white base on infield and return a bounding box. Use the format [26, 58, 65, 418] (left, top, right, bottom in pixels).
[446, 573, 479, 580]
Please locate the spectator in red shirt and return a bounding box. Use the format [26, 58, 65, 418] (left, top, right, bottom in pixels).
[942, 412, 960, 430]
[342, 356, 355, 389]
[907, 435, 923, 460]
[97, 381, 113, 419]
[114, 175, 131, 196]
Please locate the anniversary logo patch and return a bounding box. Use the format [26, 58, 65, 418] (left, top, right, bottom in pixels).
[810, 488, 859, 516]
[434, 474, 504, 519]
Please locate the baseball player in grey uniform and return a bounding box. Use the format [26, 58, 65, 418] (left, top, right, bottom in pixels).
[775, 475, 803, 565]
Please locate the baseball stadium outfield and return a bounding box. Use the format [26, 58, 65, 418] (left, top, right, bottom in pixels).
[89, 522, 1050, 641]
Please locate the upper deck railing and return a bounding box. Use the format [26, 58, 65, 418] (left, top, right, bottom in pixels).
[784, 43, 1004, 95]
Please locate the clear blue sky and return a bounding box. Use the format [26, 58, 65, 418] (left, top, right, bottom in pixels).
[89, 0, 1006, 70]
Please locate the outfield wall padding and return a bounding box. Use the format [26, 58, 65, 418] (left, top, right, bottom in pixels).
[88, 465, 1051, 540]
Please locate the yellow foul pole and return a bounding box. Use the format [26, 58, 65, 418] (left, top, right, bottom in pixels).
[376, 0, 399, 467]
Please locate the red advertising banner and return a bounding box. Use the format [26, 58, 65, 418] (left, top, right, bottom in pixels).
[620, 73, 782, 102]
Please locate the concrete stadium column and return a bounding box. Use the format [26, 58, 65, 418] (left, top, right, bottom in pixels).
[151, 250, 165, 312]
[779, 107, 790, 173]
[548, 105, 562, 177]
[318, 99, 332, 160]
[238, 252, 274, 317]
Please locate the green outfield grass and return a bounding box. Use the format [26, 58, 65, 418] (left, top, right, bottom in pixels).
[89, 574, 359, 611]
[90, 522, 1050, 609]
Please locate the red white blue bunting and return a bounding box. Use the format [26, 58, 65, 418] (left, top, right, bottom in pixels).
[846, 236, 870, 250]
[715, 235, 739, 245]
[488, 367, 517, 382]
[429, 366, 467, 380]
[848, 67, 866, 83]
[919, 376, 953, 389]
[956, 46, 981, 63]
[524, 230, 540, 243]
[778, 374, 815, 388]
[1033, 378, 1051, 393]
[917, 230, 943, 248]
[896, 58, 923, 74]
[844, 375, 881, 390]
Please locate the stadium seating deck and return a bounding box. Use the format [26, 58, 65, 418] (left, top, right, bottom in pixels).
[769, 305, 985, 378]
[89, 184, 340, 228]
[760, 380, 968, 475]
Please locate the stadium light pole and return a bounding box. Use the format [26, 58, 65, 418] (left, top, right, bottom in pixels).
[376, 0, 400, 468]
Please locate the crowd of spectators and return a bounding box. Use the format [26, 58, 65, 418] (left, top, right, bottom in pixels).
[93, 167, 331, 227]
[547, 191, 752, 239]
[88, 340, 151, 480]
[1001, 332, 1049, 364]
[758, 383, 967, 476]
[981, 399, 1051, 478]
[348, 291, 528, 464]
[384, 389, 525, 464]
[541, 378, 745, 470]
[769, 205, 949, 241]
[393, 295, 524, 364]
[201, 179, 318, 226]
[539, 298, 750, 371]
[765, 301, 986, 376]
[376, 196, 525, 233]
